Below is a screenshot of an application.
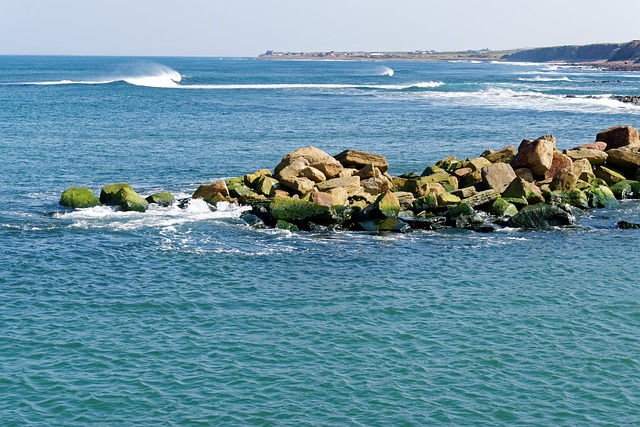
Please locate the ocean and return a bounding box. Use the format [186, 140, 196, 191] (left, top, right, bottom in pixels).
[1, 56, 639, 426]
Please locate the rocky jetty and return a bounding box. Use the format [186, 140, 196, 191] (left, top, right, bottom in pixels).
[60, 125, 640, 232]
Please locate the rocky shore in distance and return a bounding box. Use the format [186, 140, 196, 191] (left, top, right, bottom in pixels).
[60, 125, 640, 233]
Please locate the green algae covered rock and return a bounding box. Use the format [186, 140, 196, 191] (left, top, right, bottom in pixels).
[490, 198, 518, 217]
[609, 180, 640, 199]
[146, 192, 175, 207]
[508, 204, 574, 229]
[59, 187, 101, 209]
[268, 197, 334, 225]
[548, 190, 589, 210]
[114, 187, 148, 212]
[585, 185, 619, 209]
[445, 202, 483, 228]
[100, 183, 133, 205]
[413, 194, 438, 212]
[275, 220, 299, 232]
[358, 191, 401, 220]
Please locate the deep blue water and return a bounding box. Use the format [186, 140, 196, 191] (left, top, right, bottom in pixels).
[1, 56, 639, 426]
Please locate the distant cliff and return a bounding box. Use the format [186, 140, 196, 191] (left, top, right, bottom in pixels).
[503, 41, 640, 63]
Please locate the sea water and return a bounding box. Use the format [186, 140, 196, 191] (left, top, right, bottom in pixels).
[0, 56, 639, 426]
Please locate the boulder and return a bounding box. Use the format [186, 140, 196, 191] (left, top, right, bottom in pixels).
[355, 164, 379, 179]
[461, 170, 483, 189]
[275, 220, 299, 232]
[453, 167, 472, 178]
[100, 183, 133, 205]
[358, 191, 400, 220]
[437, 192, 461, 206]
[464, 157, 493, 172]
[605, 147, 640, 174]
[334, 150, 389, 173]
[254, 175, 281, 196]
[565, 148, 608, 165]
[547, 190, 589, 210]
[316, 176, 361, 196]
[618, 221, 640, 229]
[451, 186, 477, 199]
[361, 177, 392, 195]
[114, 187, 148, 212]
[544, 151, 573, 180]
[594, 165, 627, 186]
[268, 197, 335, 227]
[279, 176, 316, 195]
[584, 184, 619, 208]
[435, 156, 463, 172]
[146, 192, 175, 207]
[549, 169, 578, 192]
[572, 159, 595, 182]
[461, 189, 501, 208]
[244, 169, 271, 187]
[59, 187, 101, 209]
[510, 137, 555, 176]
[596, 126, 640, 150]
[327, 187, 349, 206]
[300, 166, 327, 183]
[445, 203, 484, 228]
[514, 168, 534, 182]
[481, 163, 517, 192]
[609, 180, 640, 199]
[355, 218, 411, 233]
[572, 141, 607, 151]
[508, 204, 574, 229]
[481, 145, 517, 163]
[502, 178, 545, 204]
[490, 198, 518, 217]
[275, 146, 344, 179]
[413, 194, 439, 212]
[192, 180, 230, 203]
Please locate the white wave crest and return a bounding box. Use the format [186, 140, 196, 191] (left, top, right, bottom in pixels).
[518, 76, 572, 82]
[55, 198, 250, 231]
[377, 66, 394, 76]
[182, 81, 445, 90]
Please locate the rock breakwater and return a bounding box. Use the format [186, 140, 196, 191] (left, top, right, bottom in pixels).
[60, 125, 640, 233]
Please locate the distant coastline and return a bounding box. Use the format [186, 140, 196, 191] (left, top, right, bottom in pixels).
[257, 41, 640, 71]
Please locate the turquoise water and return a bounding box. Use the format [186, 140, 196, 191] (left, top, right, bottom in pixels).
[1, 57, 639, 425]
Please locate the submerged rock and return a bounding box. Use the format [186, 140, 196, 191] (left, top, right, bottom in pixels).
[355, 218, 411, 233]
[59, 187, 101, 209]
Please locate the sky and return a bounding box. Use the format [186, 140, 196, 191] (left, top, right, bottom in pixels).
[1, 0, 639, 56]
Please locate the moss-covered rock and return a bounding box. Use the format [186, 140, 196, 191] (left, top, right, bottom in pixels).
[275, 220, 299, 232]
[114, 187, 148, 212]
[413, 194, 438, 212]
[490, 198, 518, 216]
[358, 190, 400, 220]
[59, 187, 101, 209]
[594, 165, 627, 186]
[255, 175, 280, 196]
[268, 197, 334, 226]
[100, 183, 133, 205]
[508, 204, 574, 229]
[145, 192, 175, 207]
[609, 180, 640, 199]
[355, 218, 411, 233]
[548, 190, 589, 210]
[585, 185, 619, 208]
[244, 169, 272, 187]
[445, 202, 483, 228]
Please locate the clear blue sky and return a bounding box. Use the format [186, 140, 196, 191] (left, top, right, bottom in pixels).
[1, 0, 639, 56]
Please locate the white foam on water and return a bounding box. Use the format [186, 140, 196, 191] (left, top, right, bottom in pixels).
[55, 199, 250, 231]
[376, 66, 394, 76]
[518, 76, 572, 82]
[181, 81, 445, 90]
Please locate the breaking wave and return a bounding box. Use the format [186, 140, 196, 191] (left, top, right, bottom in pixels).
[518, 76, 572, 82]
[377, 66, 394, 76]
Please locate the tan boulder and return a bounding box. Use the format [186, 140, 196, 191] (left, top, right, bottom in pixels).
[327, 187, 349, 206]
[274, 146, 344, 179]
[596, 126, 640, 150]
[310, 190, 333, 207]
[192, 180, 230, 201]
[502, 178, 545, 204]
[279, 176, 315, 195]
[316, 176, 361, 196]
[454, 167, 472, 178]
[605, 147, 640, 174]
[334, 150, 389, 173]
[481, 163, 517, 193]
[361, 177, 392, 195]
[244, 169, 271, 187]
[511, 136, 556, 176]
[514, 168, 534, 182]
[300, 166, 327, 183]
[565, 148, 608, 165]
[481, 145, 517, 163]
[339, 168, 358, 178]
[465, 157, 492, 172]
[544, 151, 573, 180]
[275, 158, 308, 182]
[572, 159, 595, 183]
[571, 141, 607, 151]
[550, 169, 578, 191]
